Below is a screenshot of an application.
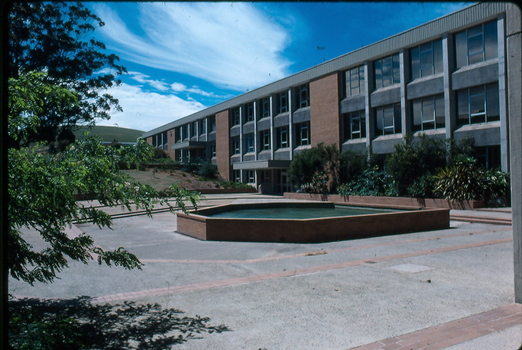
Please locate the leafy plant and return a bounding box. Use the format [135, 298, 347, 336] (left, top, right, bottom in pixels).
[434, 157, 486, 201]
[338, 167, 397, 197]
[8, 138, 200, 285]
[197, 161, 218, 179]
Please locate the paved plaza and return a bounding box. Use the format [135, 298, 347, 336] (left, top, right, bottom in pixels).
[9, 194, 522, 349]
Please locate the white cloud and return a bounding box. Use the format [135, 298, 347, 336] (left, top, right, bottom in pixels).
[95, 83, 205, 131]
[94, 2, 292, 91]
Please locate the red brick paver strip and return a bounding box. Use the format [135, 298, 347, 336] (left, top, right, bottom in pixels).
[92, 236, 511, 304]
[348, 304, 522, 350]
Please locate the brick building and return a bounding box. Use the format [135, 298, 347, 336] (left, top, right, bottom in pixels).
[143, 2, 521, 194]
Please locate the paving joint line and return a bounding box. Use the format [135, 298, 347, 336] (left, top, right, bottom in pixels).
[91, 236, 512, 304]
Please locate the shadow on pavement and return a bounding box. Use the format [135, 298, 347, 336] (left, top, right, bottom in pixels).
[8, 296, 231, 350]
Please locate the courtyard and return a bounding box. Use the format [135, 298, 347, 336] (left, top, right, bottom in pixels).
[8, 194, 521, 349]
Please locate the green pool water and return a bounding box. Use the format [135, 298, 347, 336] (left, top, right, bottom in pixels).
[206, 206, 398, 219]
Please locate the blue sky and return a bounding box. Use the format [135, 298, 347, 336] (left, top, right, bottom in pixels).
[87, 2, 470, 132]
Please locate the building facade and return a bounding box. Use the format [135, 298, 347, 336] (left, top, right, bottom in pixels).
[143, 2, 521, 194]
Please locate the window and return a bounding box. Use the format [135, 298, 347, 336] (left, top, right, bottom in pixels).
[231, 107, 240, 126]
[276, 126, 289, 149]
[246, 170, 255, 183]
[277, 91, 288, 114]
[455, 21, 497, 68]
[209, 116, 216, 132]
[199, 118, 206, 135]
[375, 103, 401, 135]
[375, 54, 400, 89]
[245, 102, 254, 122]
[233, 170, 241, 183]
[457, 83, 499, 125]
[410, 39, 443, 80]
[296, 122, 310, 146]
[343, 110, 366, 141]
[209, 143, 216, 158]
[412, 94, 445, 131]
[260, 130, 271, 151]
[296, 84, 309, 108]
[244, 133, 254, 153]
[191, 122, 197, 137]
[259, 97, 270, 119]
[181, 124, 189, 140]
[231, 137, 240, 155]
[345, 66, 365, 97]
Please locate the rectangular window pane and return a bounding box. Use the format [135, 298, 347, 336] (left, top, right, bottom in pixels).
[383, 106, 394, 134]
[435, 94, 445, 128]
[412, 99, 422, 131]
[484, 21, 498, 60]
[410, 47, 420, 80]
[359, 66, 365, 94]
[486, 83, 500, 122]
[393, 54, 400, 85]
[394, 103, 402, 134]
[374, 60, 382, 89]
[468, 34, 484, 64]
[455, 31, 467, 68]
[433, 39, 443, 74]
[457, 89, 469, 125]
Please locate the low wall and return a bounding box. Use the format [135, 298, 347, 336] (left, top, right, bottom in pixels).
[283, 193, 485, 210]
[198, 188, 257, 194]
[176, 203, 450, 243]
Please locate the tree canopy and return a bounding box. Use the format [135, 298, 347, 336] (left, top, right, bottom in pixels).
[8, 1, 126, 147]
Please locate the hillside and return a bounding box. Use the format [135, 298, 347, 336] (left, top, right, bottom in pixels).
[73, 125, 144, 143]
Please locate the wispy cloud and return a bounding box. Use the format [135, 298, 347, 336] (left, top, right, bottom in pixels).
[96, 83, 205, 131]
[94, 2, 292, 92]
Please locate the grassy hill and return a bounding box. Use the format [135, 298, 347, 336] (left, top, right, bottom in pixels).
[73, 125, 144, 143]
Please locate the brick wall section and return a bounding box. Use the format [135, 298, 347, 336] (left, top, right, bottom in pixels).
[166, 128, 176, 159]
[216, 110, 231, 180]
[310, 73, 341, 148]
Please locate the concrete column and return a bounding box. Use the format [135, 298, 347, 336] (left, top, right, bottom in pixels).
[442, 33, 455, 142]
[253, 101, 258, 161]
[399, 49, 410, 135]
[497, 14, 510, 173]
[364, 61, 374, 151]
[506, 3, 522, 304]
[288, 89, 294, 158]
[239, 106, 243, 163]
[269, 95, 274, 160]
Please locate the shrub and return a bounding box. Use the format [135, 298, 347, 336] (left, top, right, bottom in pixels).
[338, 167, 397, 197]
[198, 161, 218, 179]
[434, 157, 486, 200]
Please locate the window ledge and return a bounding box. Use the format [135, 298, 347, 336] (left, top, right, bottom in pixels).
[343, 138, 367, 146]
[373, 134, 403, 141]
[455, 121, 501, 132]
[454, 58, 498, 73]
[408, 72, 443, 85]
[372, 84, 400, 94]
[413, 129, 446, 137]
[275, 147, 290, 152]
[294, 145, 312, 151]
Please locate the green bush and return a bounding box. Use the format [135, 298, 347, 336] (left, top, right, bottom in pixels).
[338, 167, 397, 197]
[434, 156, 509, 202]
[198, 161, 218, 179]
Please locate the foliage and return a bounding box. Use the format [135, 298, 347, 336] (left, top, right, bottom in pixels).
[385, 133, 446, 196]
[339, 149, 369, 183]
[338, 166, 398, 197]
[288, 143, 341, 194]
[9, 297, 230, 350]
[434, 157, 510, 202]
[8, 137, 201, 285]
[216, 180, 255, 190]
[8, 1, 126, 147]
[8, 71, 79, 147]
[406, 174, 437, 198]
[197, 161, 218, 179]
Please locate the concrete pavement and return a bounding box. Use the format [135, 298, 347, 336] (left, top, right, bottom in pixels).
[8, 194, 521, 349]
